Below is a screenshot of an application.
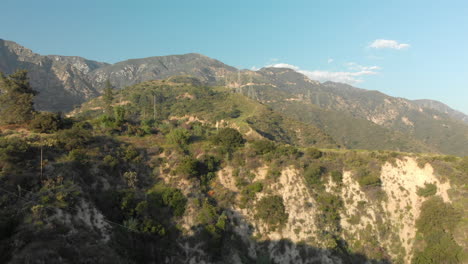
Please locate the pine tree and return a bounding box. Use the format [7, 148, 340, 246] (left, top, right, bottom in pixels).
[103, 79, 114, 116]
[0, 70, 37, 124]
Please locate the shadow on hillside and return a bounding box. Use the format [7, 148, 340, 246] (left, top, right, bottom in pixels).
[163, 207, 392, 264]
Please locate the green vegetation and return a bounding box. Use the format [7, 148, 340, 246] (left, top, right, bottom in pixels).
[0, 70, 37, 124]
[412, 197, 462, 264]
[211, 127, 244, 151]
[304, 164, 325, 188]
[0, 76, 465, 264]
[167, 128, 191, 148]
[29, 112, 68, 133]
[103, 79, 114, 115]
[416, 183, 437, 197]
[255, 195, 288, 230]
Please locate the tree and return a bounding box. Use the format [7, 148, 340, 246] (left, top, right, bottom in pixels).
[103, 79, 114, 116]
[0, 70, 37, 124]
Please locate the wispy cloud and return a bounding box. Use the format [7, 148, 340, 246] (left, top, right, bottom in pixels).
[327, 58, 334, 64]
[267, 62, 380, 84]
[369, 39, 410, 50]
[345, 62, 381, 71]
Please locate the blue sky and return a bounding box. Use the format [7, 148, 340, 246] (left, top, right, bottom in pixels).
[1, 0, 467, 114]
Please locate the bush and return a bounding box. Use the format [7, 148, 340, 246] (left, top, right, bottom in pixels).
[304, 164, 324, 187]
[0, 137, 33, 165]
[250, 140, 276, 155]
[29, 112, 65, 133]
[56, 127, 93, 150]
[331, 170, 343, 183]
[255, 195, 288, 230]
[160, 187, 187, 217]
[166, 128, 191, 148]
[0, 137, 34, 176]
[306, 147, 322, 159]
[240, 182, 263, 208]
[416, 183, 437, 197]
[355, 168, 381, 188]
[149, 185, 187, 217]
[211, 128, 244, 150]
[316, 192, 343, 224]
[175, 157, 200, 178]
[412, 197, 462, 264]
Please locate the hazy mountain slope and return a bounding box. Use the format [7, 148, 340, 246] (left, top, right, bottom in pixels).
[272, 101, 435, 153]
[413, 99, 468, 124]
[0, 39, 108, 111]
[231, 68, 468, 156]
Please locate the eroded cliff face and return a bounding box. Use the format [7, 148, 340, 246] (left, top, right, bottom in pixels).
[210, 157, 454, 264]
[0, 39, 108, 111]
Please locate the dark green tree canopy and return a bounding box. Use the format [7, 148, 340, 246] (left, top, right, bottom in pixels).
[103, 79, 114, 115]
[0, 70, 37, 124]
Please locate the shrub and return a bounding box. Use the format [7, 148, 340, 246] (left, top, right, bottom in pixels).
[416, 183, 437, 197]
[240, 182, 263, 208]
[149, 185, 187, 217]
[316, 192, 343, 225]
[29, 112, 65, 133]
[166, 128, 191, 148]
[211, 128, 244, 150]
[255, 195, 288, 230]
[67, 149, 89, 164]
[0, 137, 33, 165]
[304, 164, 324, 187]
[412, 197, 462, 264]
[175, 157, 200, 178]
[56, 126, 93, 150]
[355, 168, 381, 188]
[198, 155, 221, 187]
[306, 147, 322, 159]
[331, 170, 343, 183]
[160, 187, 187, 217]
[250, 140, 276, 155]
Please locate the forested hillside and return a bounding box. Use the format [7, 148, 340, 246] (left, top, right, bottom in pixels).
[0, 71, 466, 264]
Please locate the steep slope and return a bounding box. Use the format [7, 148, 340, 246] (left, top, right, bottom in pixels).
[1, 117, 466, 263]
[0, 40, 237, 113]
[0, 39, 108, 111]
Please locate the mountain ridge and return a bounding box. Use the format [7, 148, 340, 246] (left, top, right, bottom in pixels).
[1, 39, 467, 155]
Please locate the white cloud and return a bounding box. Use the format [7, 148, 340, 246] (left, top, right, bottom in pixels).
[267, 63, 380, 84]
[345, 62, 381, 71]
[327, 58, 334, 64]
[369, 39, 410, 50]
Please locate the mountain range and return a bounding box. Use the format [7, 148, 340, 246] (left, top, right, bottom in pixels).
[0, 39, 467, 264]
[1, 38, 467, 156]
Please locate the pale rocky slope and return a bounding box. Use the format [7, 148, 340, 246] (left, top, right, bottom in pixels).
[207, 156, 460, 264]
